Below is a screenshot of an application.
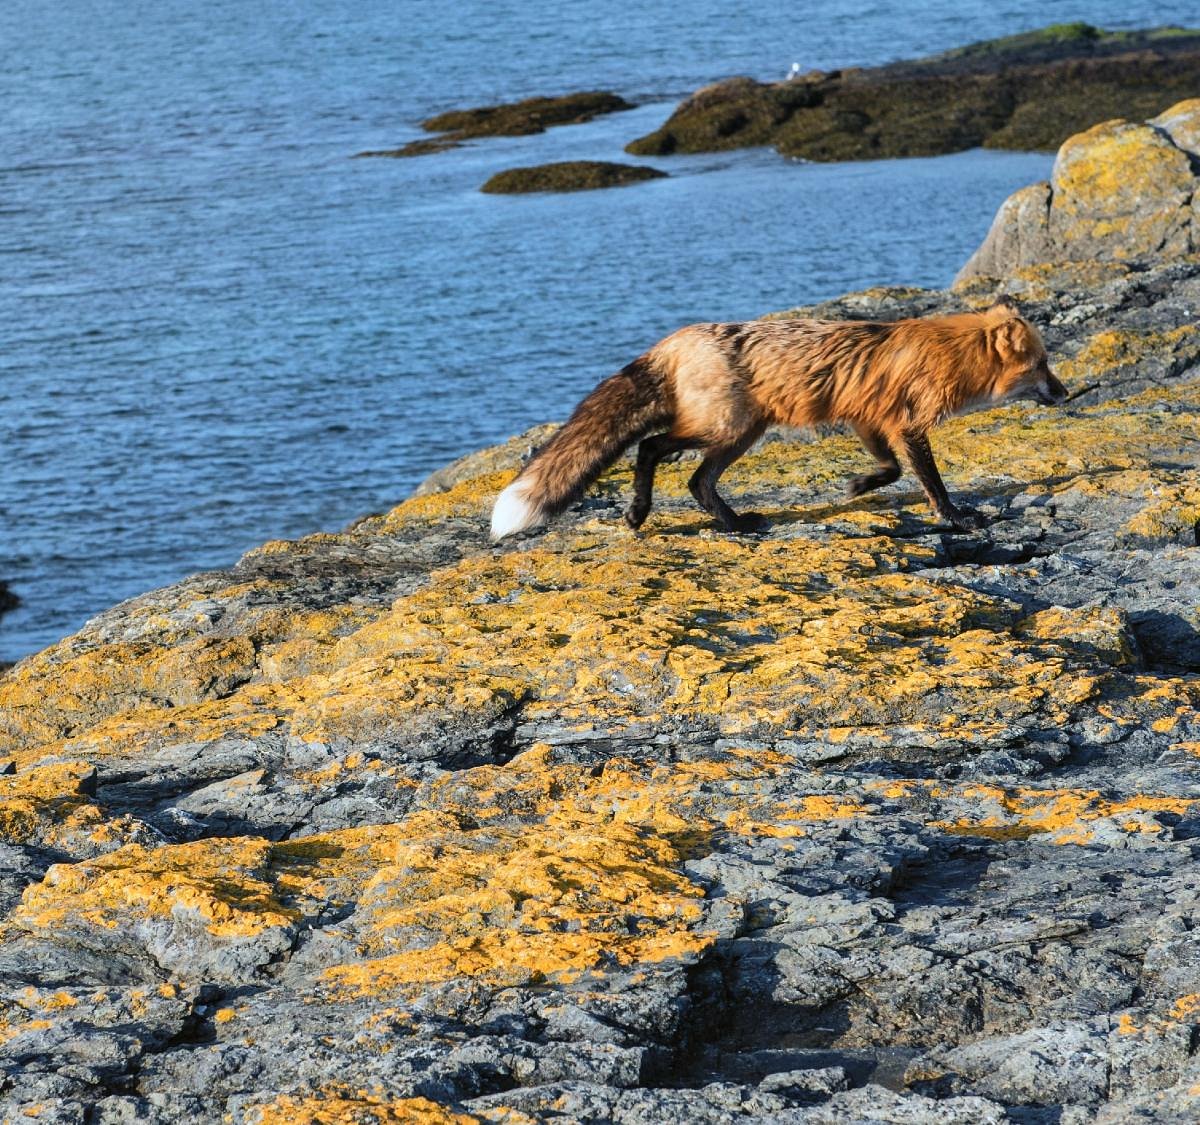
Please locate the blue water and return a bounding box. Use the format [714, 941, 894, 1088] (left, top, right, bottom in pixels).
[0, 1, 1193, 661]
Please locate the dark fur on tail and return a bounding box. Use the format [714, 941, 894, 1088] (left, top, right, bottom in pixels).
[490, 356, 670, 537]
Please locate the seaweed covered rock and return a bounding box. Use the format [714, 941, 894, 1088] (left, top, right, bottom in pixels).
[356, 90, 633, 158]
[3, 258, 1200, 1120]
[626, 24, 1200, 161]
[957, 100, 1200, 279]
[481, 160, 667, 194]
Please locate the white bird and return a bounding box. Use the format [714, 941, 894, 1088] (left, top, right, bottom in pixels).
[788, 62, 802, 80]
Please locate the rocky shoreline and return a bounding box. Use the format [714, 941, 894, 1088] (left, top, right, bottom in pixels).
[3, 108, 1200, 1124]
[626, 24, 1200, 162]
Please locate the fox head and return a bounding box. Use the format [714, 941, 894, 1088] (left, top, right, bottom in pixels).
[985, 298, 1068, 406]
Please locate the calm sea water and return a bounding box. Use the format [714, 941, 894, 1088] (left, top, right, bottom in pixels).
[0, 1, 1193, 661]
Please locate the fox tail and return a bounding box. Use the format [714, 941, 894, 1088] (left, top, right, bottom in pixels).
[490, 355, 669, 539]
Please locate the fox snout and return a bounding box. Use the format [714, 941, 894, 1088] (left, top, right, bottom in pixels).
[1009, 359, 1068, 406]
[1035, 369, 1069, 405]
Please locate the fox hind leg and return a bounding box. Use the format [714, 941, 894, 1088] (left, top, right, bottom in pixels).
[687, 425, 768, 533]
[847, 424, 902, 497]
[626, 433, 696, 529]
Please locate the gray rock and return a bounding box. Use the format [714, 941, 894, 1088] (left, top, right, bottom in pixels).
[3, 256, 1200, 1123]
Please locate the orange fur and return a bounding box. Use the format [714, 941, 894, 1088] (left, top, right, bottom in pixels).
[490, 299, 1067, 538]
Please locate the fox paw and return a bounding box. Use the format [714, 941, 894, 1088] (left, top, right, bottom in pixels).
[730, 511, 770, 534]
[847, 473, 884, 498]
[624, 505, 649, 530]
[943, 506, 987, 532]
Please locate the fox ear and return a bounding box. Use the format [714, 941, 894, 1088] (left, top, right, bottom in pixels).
[989, 318, 1027, 361]
[987, 295, 1020, 320]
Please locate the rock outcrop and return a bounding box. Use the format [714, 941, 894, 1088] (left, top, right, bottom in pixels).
[480, 161, 667, 194]
[625, 24, 1200, 162]
[356, 91, 634, 158]
[1, 251, 1200, 1121]
[957, 99, 1200, 280]
[0, 582, 18, 674]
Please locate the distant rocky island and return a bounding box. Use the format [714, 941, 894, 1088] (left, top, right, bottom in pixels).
[481, 160, 667, 194]
[5, 48, 1200, 1125]
[355, 90, 634, 158]
[627, 23, 1200, 160]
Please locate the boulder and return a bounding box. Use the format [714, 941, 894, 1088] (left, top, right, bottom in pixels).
[958, 100, 1200, 279]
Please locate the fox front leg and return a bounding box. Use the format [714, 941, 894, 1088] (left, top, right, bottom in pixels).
[900, 431, 985, 532]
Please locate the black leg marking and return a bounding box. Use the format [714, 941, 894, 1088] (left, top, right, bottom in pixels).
[847, 424, 902, 498]
[625, 434, 696, 529]
[900, 431, 985, 532]
[686, 426, 768, 533]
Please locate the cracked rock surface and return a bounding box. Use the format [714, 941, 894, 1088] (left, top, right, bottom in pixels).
[2, 255, 1200, 1123]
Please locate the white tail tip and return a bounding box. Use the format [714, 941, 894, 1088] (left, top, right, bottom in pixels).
[490, 477, 544, 539]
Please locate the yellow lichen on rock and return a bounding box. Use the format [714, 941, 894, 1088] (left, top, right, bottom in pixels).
[1016, 606, 1139, 668]
[320, 757, 732, 994]
[1059, 325, 1200, 385]
[1120, 483, 1200, 544]
[904, 781, 1198, 845]
[925, 390, 1200, 531]
[995, 259, 1133, 300]
[959, 101, 1200, 276]
[12, 837, 295, 941]
[287, 530, 954, 747]
[1151, 98, 1200, 156]
[0, 762, 97, 844]
[0, 578, 377, 758]
[372, 470, 517, 527]
[1049, 120, 1195, 258]
[4, 377, 1199, 775]
[5, 749, 831, 994]
[241, 1093, 487, 1125]
[0, 761, 152, 855]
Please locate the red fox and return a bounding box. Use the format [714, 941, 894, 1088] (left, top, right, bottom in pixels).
[490, 298, 1067, 538]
